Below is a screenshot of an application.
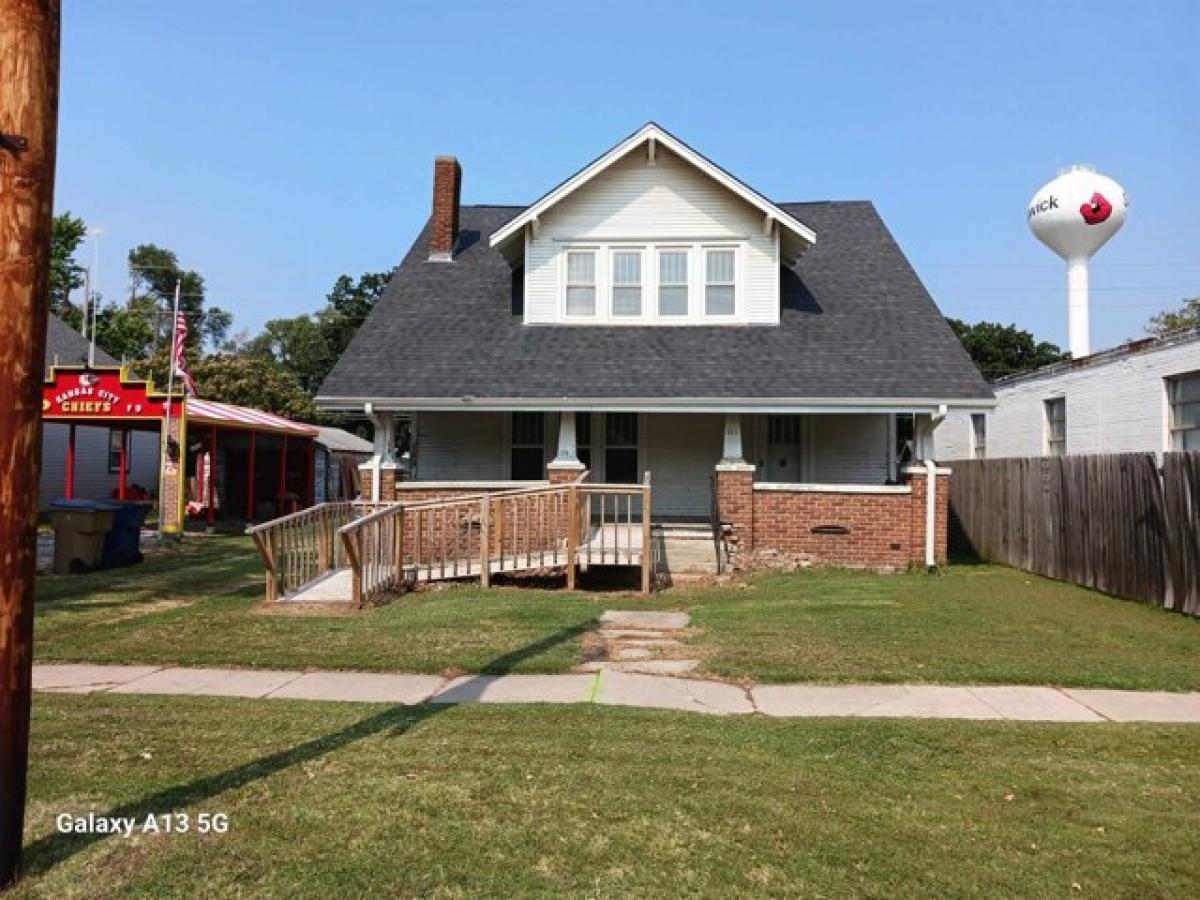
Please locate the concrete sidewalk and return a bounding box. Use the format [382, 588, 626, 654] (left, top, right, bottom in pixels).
[32, 663, 1200, 723]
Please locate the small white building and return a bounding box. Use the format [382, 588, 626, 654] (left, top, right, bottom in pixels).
[938, 327, 1200, 460]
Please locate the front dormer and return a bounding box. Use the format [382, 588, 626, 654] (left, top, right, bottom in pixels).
[489, 123, 816, 326]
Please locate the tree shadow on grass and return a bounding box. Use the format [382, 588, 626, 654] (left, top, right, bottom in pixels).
[21, 621, 592, 877]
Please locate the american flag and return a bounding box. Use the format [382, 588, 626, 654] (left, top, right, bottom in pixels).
[172, 312, 198, 396]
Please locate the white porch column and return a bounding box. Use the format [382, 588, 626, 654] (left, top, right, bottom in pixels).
[720, 413, 749, 466]
[548, 411, 585, 473]
[360, 411, 398, 502]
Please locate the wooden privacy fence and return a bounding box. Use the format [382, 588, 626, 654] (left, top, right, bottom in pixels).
[949, 452, 1200, 615]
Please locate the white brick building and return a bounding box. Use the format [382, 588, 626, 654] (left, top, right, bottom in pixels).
[938, 328, 1200, 460]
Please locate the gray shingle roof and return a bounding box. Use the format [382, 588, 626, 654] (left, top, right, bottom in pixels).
[317, 202, 992, 406]
[45, 313, 116, 375]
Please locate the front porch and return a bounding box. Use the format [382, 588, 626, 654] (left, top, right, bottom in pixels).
[246, 408, 950, 607]
[358, 408, 949, 572]
[371, 410, 918, 519]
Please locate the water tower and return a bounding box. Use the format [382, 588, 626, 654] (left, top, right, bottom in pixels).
[1027, 166, 1127, 358]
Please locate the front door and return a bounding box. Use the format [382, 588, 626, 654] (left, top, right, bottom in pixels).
[764, 415, 803, 482]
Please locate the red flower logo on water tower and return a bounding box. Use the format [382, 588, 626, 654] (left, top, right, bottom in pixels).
[1080, 192, 1113, 225]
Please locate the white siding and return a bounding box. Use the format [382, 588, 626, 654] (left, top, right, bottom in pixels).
[39, 424, 160, 509]
[524, 146, 779, 325]
[645, 414, 724, 518]
[806, 415, 891, 483]
[938, 338, 1200, 459]
[414, 412, 505, 480]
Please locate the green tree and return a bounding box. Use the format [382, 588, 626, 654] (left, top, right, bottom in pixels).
[50, 212, 88, 322]
[947, 319, 1068, 381]
[315, 272, 390, 378]
[1146, 298, 1200, 336]
[192, 354, 319, 422]
[127, 244, 233, 351]
[90, 295, 158, 361]
[245, 314, 332, 393]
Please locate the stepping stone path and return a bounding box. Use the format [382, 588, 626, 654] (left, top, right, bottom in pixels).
[578, 610, 699, 675]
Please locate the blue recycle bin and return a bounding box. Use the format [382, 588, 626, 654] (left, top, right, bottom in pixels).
[97, 500, 151, 568]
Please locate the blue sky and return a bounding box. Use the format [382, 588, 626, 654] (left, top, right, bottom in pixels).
[59, 0, 1198, 351]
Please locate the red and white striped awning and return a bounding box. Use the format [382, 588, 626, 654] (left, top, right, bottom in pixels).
[185, 397, 318, 437]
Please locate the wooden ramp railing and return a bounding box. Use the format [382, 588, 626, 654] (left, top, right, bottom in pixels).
[246, 500, 393, 602]
[250, 472, 653, 607]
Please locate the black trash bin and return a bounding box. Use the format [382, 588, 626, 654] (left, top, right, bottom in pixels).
[98, 500, 151, 568]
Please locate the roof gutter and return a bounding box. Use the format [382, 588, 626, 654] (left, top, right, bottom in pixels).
[315, 395, 997, 415]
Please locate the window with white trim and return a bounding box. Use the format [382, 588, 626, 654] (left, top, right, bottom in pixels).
[704, 248, 736, 316]
[1044, 398, 1066, 457]
[611, 250, 642, 317]
[1168, 371, 1200, 450]
[565, 250, 596, 317]
[970, 413, 987, 459]
[657, 249, 688, 316]
[558, 242, 741, 323]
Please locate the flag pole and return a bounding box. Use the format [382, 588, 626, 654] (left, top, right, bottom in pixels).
[159, 279, 181, 537]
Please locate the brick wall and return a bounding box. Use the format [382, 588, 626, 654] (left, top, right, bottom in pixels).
[752, 488, 915, 569]
[715, 466, 950, 571]
[714, 466, 755, 561]
[357, 465, 400, 502]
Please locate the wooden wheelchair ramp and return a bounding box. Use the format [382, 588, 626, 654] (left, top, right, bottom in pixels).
[248, 472, 652, 607]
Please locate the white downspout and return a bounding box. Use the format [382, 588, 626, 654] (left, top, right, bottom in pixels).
[924, 458, 937, 570]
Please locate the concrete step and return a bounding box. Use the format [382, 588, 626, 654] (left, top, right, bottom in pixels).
[655, 536, 719, 575]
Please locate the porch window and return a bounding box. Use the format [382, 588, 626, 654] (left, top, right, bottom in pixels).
[107, 429, 124, 473]
[510, 412, 545, 480]
[657, 250, 689, 316]
[1044, 398, 1066, 457]
[611, 250, 642, 317]
[565, 251, 596, 317]
[1168, 371, 1200, 450]
[704, 248, 736, 316]
[971, 413, 987, 459]
[605, 413, 639, 484]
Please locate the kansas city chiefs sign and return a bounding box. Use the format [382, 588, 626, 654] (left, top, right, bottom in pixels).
[43, 367, 175, 420]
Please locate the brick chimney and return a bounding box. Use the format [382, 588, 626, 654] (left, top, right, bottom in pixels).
[429, 155, 461, 261]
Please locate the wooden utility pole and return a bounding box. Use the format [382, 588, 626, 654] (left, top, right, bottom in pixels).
[0, 0, 61, 887]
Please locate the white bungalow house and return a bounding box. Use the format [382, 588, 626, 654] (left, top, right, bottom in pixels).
[316, 124, 993, 570]
[938, 327, 1200, 460]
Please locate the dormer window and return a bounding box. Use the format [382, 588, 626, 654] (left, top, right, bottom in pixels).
[611, 250, 643, 317]
[657, 250, 688, 316]
[704, 248, 736, 316]
[558, 242, 742, 324]
[565, 250, 596, 317]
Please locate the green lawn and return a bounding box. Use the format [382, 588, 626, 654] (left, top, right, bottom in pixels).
[33, 535, 1200, 690]
[11, 693, 1200, 898]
